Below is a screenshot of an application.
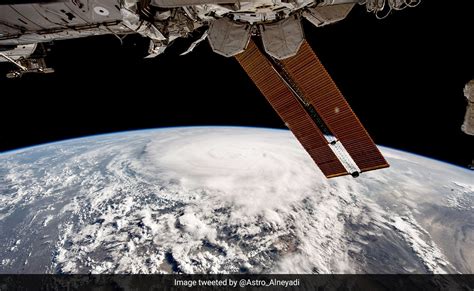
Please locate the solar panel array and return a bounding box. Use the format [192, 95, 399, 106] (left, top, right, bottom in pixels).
[236, 39, 389, 178]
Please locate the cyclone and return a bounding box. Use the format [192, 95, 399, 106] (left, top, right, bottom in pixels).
[0, 127, 472, 274]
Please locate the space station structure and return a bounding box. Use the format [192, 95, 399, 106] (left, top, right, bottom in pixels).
[0, 0, 421, 178]
[0, 0, 421, 68]
[462, 80, 474, 136]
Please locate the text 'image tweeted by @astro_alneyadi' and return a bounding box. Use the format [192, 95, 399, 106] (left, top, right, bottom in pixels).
[0, 0, 473, 290]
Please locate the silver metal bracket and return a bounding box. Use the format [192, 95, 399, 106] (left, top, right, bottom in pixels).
[0, 55, 54, 79]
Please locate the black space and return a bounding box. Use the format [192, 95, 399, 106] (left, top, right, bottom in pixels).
[1, 2, 473, 168]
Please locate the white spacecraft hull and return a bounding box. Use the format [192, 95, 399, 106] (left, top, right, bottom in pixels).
[462, 81, 474, 136]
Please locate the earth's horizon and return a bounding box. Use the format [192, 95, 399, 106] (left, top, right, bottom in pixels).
[0, 126, 472, 274]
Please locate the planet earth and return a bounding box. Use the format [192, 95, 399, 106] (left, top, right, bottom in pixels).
[0, 127, 472, 274]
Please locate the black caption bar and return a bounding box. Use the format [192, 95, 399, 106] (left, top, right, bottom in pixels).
[0, 274, 473, 291]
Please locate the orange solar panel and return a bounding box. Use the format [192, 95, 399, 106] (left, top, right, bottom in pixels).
[236, 40, 349, 177]
[280, 41, 389, 173]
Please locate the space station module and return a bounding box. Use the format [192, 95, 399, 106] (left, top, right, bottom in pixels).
[462, 80, 474, 136]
